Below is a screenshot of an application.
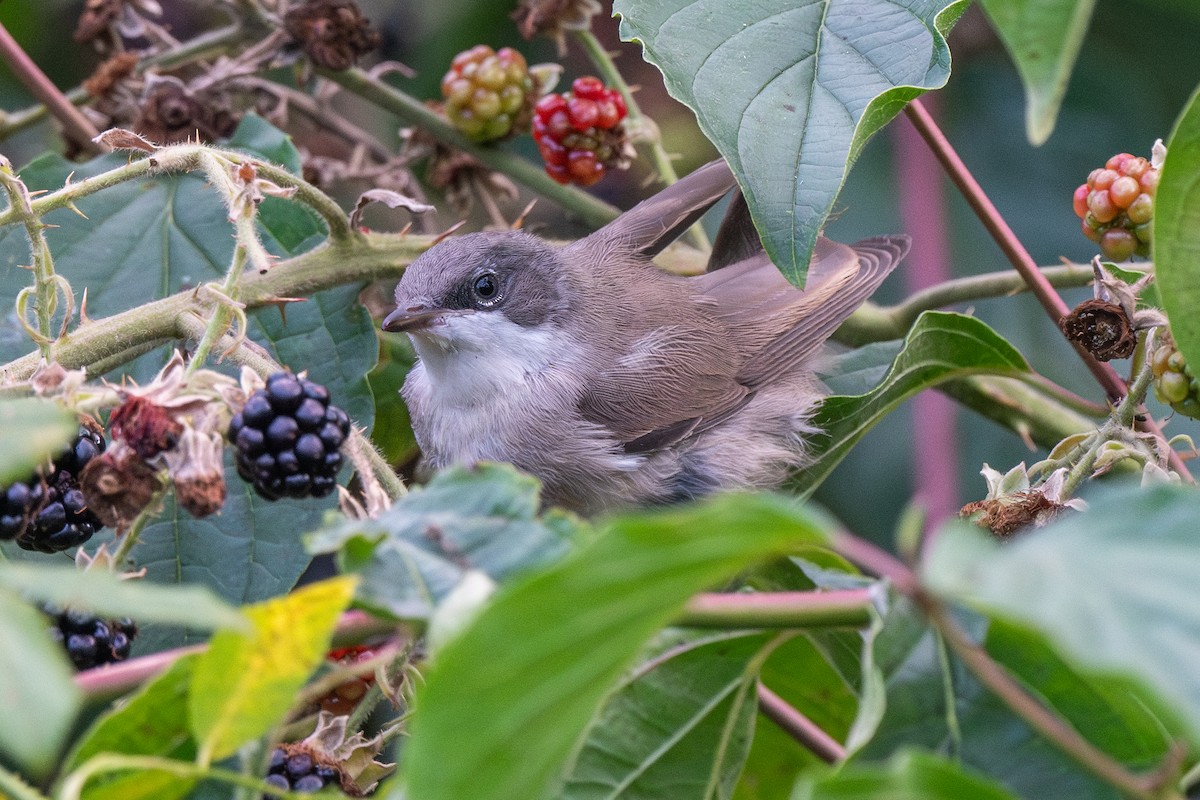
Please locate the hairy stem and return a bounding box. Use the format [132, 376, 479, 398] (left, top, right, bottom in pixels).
[320, 67, 621, 228]
[837, 263, 1096, 346]
[677, 589, 875, 629]
[0, 160, 61, 358]
[757, 682, 845, 764]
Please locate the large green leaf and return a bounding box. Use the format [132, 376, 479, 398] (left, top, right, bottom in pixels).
[1156, 83, 1200, 376]
[861, 608, 1172, 799]
[189, 576, 356, 763]
[0, 116, 377, 635]
[614, 0, 966, 285]
[562, 631, 777, 799]
[796, 312, 1030, 495]
[978, 0, 1097, 145]
[0, 590, 82, 780]
[791, 749, 1017, 800]
[398, 493, 836, 800]
[923, 483, 1200, 744]
[0, 563, 245, 631]
[308, 463, 581, 622]
[64, 655, 199, 800]
[0, 398, 75, 484]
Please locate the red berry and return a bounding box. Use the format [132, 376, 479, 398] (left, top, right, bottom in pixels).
[567, 97, 600, 131]
[572, 76, 606, 100]
[568, 150, 604, 185]
[1091, 169, 1118, 191]
[1087, 190, 1119, 223]
[1108, 175, 1140, 209]
[1105, 153, 1134, 171]
[1140, 169, 1160, 195]
[535, 93, 567, 118]
[1072, 184, 1090, 218]
[1100, 228, 1136, 262]
[1081, 218, 1102, 243]
[1127, 193, 1154, 225]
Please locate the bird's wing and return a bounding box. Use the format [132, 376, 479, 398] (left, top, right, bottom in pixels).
[582, 159, 737, 259]
[577, 319, 753, 450]
[696, 236, 909, 389]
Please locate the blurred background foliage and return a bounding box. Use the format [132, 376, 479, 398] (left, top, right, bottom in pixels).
[0, 0, 1197, 544]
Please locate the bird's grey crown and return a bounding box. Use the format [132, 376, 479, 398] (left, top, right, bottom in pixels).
[394, 230, 569, 328]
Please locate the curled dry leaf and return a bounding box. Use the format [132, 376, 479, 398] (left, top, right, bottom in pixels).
[349, 189, 434, 229]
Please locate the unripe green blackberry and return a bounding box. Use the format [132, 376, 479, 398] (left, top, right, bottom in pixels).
[532, 76, 630, 186]
[0, 425, 107, 553]
[228, 373, 350, 501]
[442, 45, 534, 143]
[1073, 151, 1159, 261]
[1151, 338, 1200, 418]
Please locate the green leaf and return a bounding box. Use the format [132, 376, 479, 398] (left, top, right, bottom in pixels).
[862, 609, 1171, 799]
[399, 493, 837, 800]
[791, 749, 1018, 800]
[308, 463, 581, 621]
[978, 0, 1098, 145]
[923, 483, 1200, 744]
[0, 398, 75, 485]
[0, 591, 82, 780]
[189, 576, 356, 763]
[615, 0, 966, 285]
[797, 312, 1030, 495]
[562, 631, 777, 799]
[1156, 83, 1200, 374]
[65, 655, 199, 800]
[0, 564, 246, 631]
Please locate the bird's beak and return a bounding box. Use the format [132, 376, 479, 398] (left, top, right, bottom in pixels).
[382, 305, 467, 333]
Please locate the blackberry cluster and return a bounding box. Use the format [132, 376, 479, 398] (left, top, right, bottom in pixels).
[442, 45, 534, 142]
[46, 607, 137, 670]
[533, 76, 628, 186]
[228, 373, 350, 501]
[1152, 338, 1200, 418]
[0, 425, 106, 552]
[1073, 152, 1159, 261]
[264, 747, 341, 795]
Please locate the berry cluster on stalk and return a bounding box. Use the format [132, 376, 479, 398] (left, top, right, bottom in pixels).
[0, 425, 107, 553]
[264, 747, 342, 795]
[1073, 152, 1159, 261]
[45, 607, 138, 670]
[442, 45, 535, 143]
[533, 75, 629, 186]
[1151, 337, 1200, 419]
[228, 373, 351, 501]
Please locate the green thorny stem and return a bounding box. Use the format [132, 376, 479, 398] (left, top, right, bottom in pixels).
[572, 29, 711, 252]
[0, 157, 72, 360]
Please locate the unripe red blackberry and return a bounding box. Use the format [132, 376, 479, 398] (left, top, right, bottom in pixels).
[442, 45, 535, 142]
[0, 425, 107, 553]
[1073, 151, 1159, 261]
[532, 75, 630, 186]
[319, 645, 377, 716]
[45, 606, 138, 670]
[228, 373, 350, 501]
[1151, 337, 1200, 418]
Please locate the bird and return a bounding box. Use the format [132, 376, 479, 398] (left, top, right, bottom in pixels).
[383, 159, 909, 515]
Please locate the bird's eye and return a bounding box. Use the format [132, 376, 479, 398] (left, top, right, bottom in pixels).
[472, 272, 501, 305]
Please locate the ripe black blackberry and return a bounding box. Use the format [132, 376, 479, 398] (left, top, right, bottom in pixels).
[264, 747, 342, 795]
[0, 425, 106, 552]
[229, 373, 350, 501]
[45, 606, 138, 670]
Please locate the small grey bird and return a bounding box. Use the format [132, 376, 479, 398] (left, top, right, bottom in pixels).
[384, 160, 908, 515]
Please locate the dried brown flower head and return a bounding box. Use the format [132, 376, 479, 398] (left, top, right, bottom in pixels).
[283, 0, 381, 71]
[110, 395, 183, 459]
[133, 76, 238, 145]
[1059, 298, 1136, 361]
[512, 0, 602, 54]
[79, 445, 162, 529]
[164, 428, 227, 518]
